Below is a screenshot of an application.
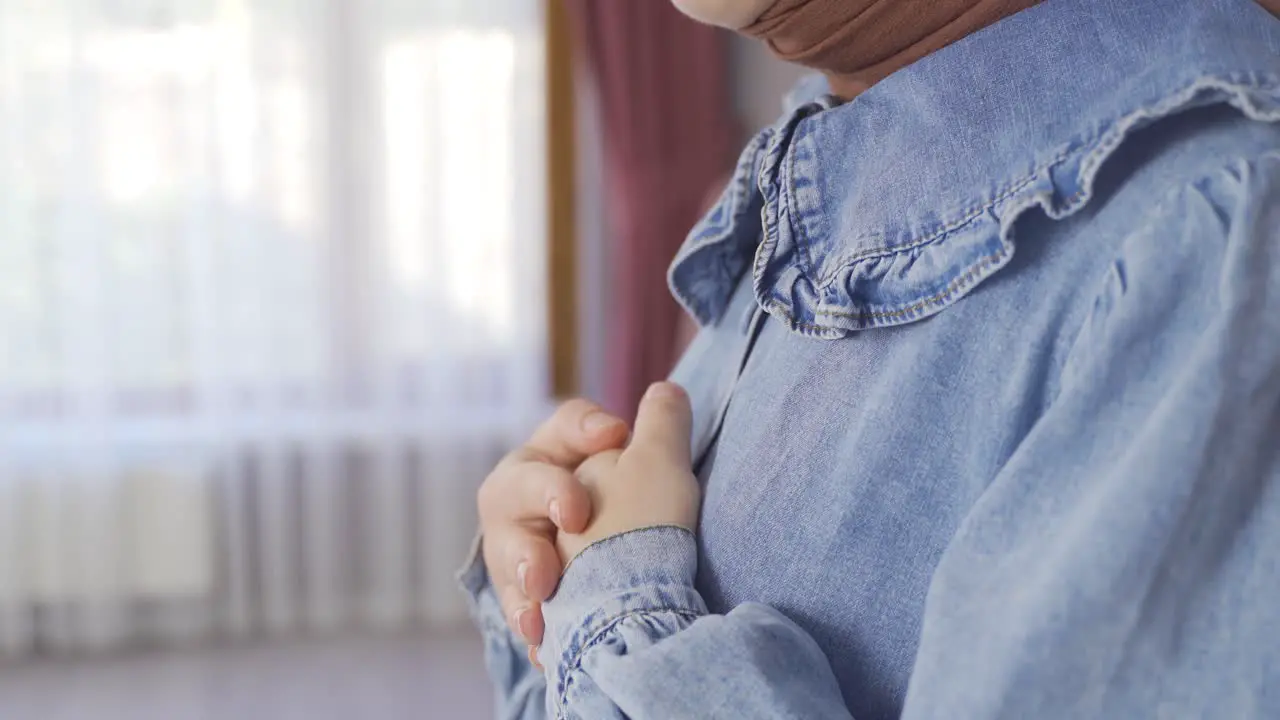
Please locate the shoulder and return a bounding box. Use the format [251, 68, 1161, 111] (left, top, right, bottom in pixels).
[1065, 140, 1280, 385]
[1089, 104, 1280, 230]
[1092, 103, 1280, 278]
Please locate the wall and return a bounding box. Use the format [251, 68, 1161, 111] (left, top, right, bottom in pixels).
[575, 70, 610, 403]
[730, 34, 810, 136]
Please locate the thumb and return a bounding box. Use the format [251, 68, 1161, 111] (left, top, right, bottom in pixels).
[629, 382, 693, 467]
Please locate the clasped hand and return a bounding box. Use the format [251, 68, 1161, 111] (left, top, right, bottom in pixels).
[475, 382, 700, 662]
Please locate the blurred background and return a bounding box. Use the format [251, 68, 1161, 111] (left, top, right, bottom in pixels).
[0, 0, 804, 717]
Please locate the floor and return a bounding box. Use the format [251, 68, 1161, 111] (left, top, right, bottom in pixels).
[0, 631, 492, 720]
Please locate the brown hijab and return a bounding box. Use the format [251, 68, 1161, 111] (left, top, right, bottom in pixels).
[743, 0, 1041, 97]
[744, 0, 1280, 99]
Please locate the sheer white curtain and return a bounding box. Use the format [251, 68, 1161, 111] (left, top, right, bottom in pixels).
[0, 0, 547, 656]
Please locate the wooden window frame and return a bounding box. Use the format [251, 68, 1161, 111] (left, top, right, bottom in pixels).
[545, 0, 578, 398]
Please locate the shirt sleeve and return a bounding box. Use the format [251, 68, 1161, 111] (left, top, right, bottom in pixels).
[902, 152, 1280, 718]
[538, 526, 852, 720]
[458, 535, 550, 720]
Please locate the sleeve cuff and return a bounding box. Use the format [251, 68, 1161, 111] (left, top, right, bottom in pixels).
[456, 532, 509, 636]
[539, 526, 706, 697]
[553, 525, 700, 602]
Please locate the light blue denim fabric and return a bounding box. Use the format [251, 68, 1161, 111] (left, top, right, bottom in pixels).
[460, 1, 1280, 717]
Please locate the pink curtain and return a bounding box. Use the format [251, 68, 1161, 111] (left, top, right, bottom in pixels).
[565, 1, 737, 418]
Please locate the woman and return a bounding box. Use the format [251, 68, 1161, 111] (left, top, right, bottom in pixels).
[465, 1, 1280, 717]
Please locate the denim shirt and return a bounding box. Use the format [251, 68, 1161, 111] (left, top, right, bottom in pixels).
[461, 1, 1280, 717]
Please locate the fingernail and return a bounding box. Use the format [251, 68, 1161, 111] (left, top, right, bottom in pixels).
[528, 645, 543, 669]
[513, 607, 529, 638]
[548, 499, 563, 527]
[516, 561, 530, 595]
[582, 410, 621, 434]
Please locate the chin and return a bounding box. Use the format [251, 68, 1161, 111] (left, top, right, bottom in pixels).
[669, 0, 774, 30]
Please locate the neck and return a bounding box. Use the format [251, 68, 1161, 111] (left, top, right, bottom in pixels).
[822, 74, 873, 103]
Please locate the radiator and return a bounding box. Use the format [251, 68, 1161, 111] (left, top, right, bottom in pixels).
[0, 433, 507, 657]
